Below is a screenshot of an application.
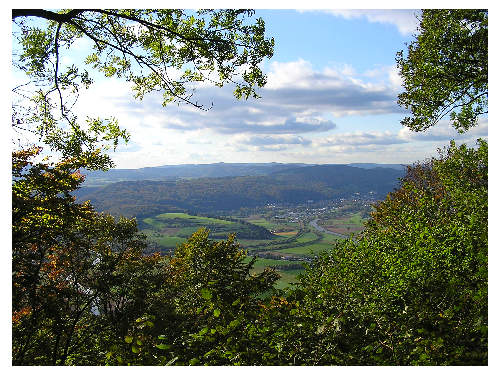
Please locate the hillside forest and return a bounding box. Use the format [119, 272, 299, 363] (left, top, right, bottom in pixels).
[12, 9, 487, 365]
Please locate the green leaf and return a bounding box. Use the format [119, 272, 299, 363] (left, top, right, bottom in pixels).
[200, 288, 212, 300]
[213, 309, 221, 317]
[166, 356, 178, 366]
[189, 358, 200, 365]
[124, 336, 133, 344]
[156, 344, 172, 350]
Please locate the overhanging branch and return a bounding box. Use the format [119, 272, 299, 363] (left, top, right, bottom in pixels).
[12, 9, 85, 22]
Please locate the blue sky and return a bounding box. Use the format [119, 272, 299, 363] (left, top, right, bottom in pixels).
[12, 7, 489, 169]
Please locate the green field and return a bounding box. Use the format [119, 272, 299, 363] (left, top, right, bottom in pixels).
[156, 212, 232, 224]
[246, 218, 277, 230]
[295, 231, 318, 243]
[244, 227, 342, 257]
[245, 257, 304, 289]
[156, 236, 186, 248]
[238, 238, 275, 247]
[141, 212, 276, 246]
[246, 257, 303, 269]
[142, 211, 362, 287]
[275, 269, 303, 289]
[319, 232, 342, 243]
[245, 216, 300, 232]
[318, 212, 367, 236]
[335, 212, 365, 226]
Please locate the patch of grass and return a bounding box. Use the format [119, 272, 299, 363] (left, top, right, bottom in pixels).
[246, 257, 303, 269]
[319, 212, 367, 236]
[274, 231, 298, 237]
[319, 233, 343, 243]
[142, 217, 164, 230]
[324, 226, 363, 235]
[156, 212, 193, 220]
[238, 239, 276, 247]
[274, 269, 303, 289]
[156, 236, 186, 248]
[324, 212, 366, 227]
[246, 218, 275, 229]
[156, 212, 234, 225]
[142, 212, 277, 250]
[246, 257, 304, 289]
[295, 231, 318, 243]
[175, 226, 202, 237]
[276, 242, 334, 256]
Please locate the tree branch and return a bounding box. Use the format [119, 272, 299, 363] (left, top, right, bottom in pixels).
[12, 9, 85, 22]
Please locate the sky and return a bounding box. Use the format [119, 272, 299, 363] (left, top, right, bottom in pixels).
[11, 6, 490, 169]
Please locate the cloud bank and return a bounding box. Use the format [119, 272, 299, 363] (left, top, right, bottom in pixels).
[300, 9, 420, 35]
[79, 59, 402, 137]
[74, 56, 487, 167]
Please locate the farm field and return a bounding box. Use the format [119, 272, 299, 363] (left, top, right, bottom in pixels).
[245, 257, 304, 289]
[141, 212, 276, 245]
[141, 209, 368, 288]
[318, 212, 366, 236]
[246, 218, 275, 229]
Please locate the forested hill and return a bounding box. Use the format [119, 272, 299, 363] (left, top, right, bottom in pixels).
[81, 162, 309, 186]
[75, 164, 404, 218]
[81, 162, 405, 186]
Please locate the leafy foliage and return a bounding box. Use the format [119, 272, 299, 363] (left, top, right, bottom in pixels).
[283, 140, 488, 365]
[12, 9, 274, 169]
[103, 229, 280, 366]
[13, 142, 487, 365]
[12, 148, 280, 365]
[12, 148, 154, 364]
[396, 10, 488, 132]
[12, 8, 488, 366]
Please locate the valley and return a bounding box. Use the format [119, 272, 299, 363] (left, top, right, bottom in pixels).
[74, 162, 402, 288]
[140, 196, 374, 288]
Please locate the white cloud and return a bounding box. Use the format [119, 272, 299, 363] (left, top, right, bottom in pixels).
[266, 59, 360, 90]
[308, 118, 488, 152]
[314, 130, 406, 147]
[307, 9, 420, 35]
[68, 56, 490, 168]
[261, 60, 401, 117]
[388, 65, 403, 90]
[233, 134, 312, 147]
[74, 58, 401, 142]
[398, 118, 488, 142]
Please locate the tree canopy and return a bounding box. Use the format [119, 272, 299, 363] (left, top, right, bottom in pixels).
[11, 9, 277, 365]
[12, 9, 274, 169]
[279, 140, 488, 365]
[396, 9, 488, 132]
[11, 9, 488, 366]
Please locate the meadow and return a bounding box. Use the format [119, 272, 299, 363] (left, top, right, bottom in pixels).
[140, 211, 366, 288]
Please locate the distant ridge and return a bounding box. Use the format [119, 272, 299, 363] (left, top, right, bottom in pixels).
[348, 163, 407, 171]
[75, 164, 405, 218]
[81, 162, 309, 186]
[82, 162, 405, 187]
